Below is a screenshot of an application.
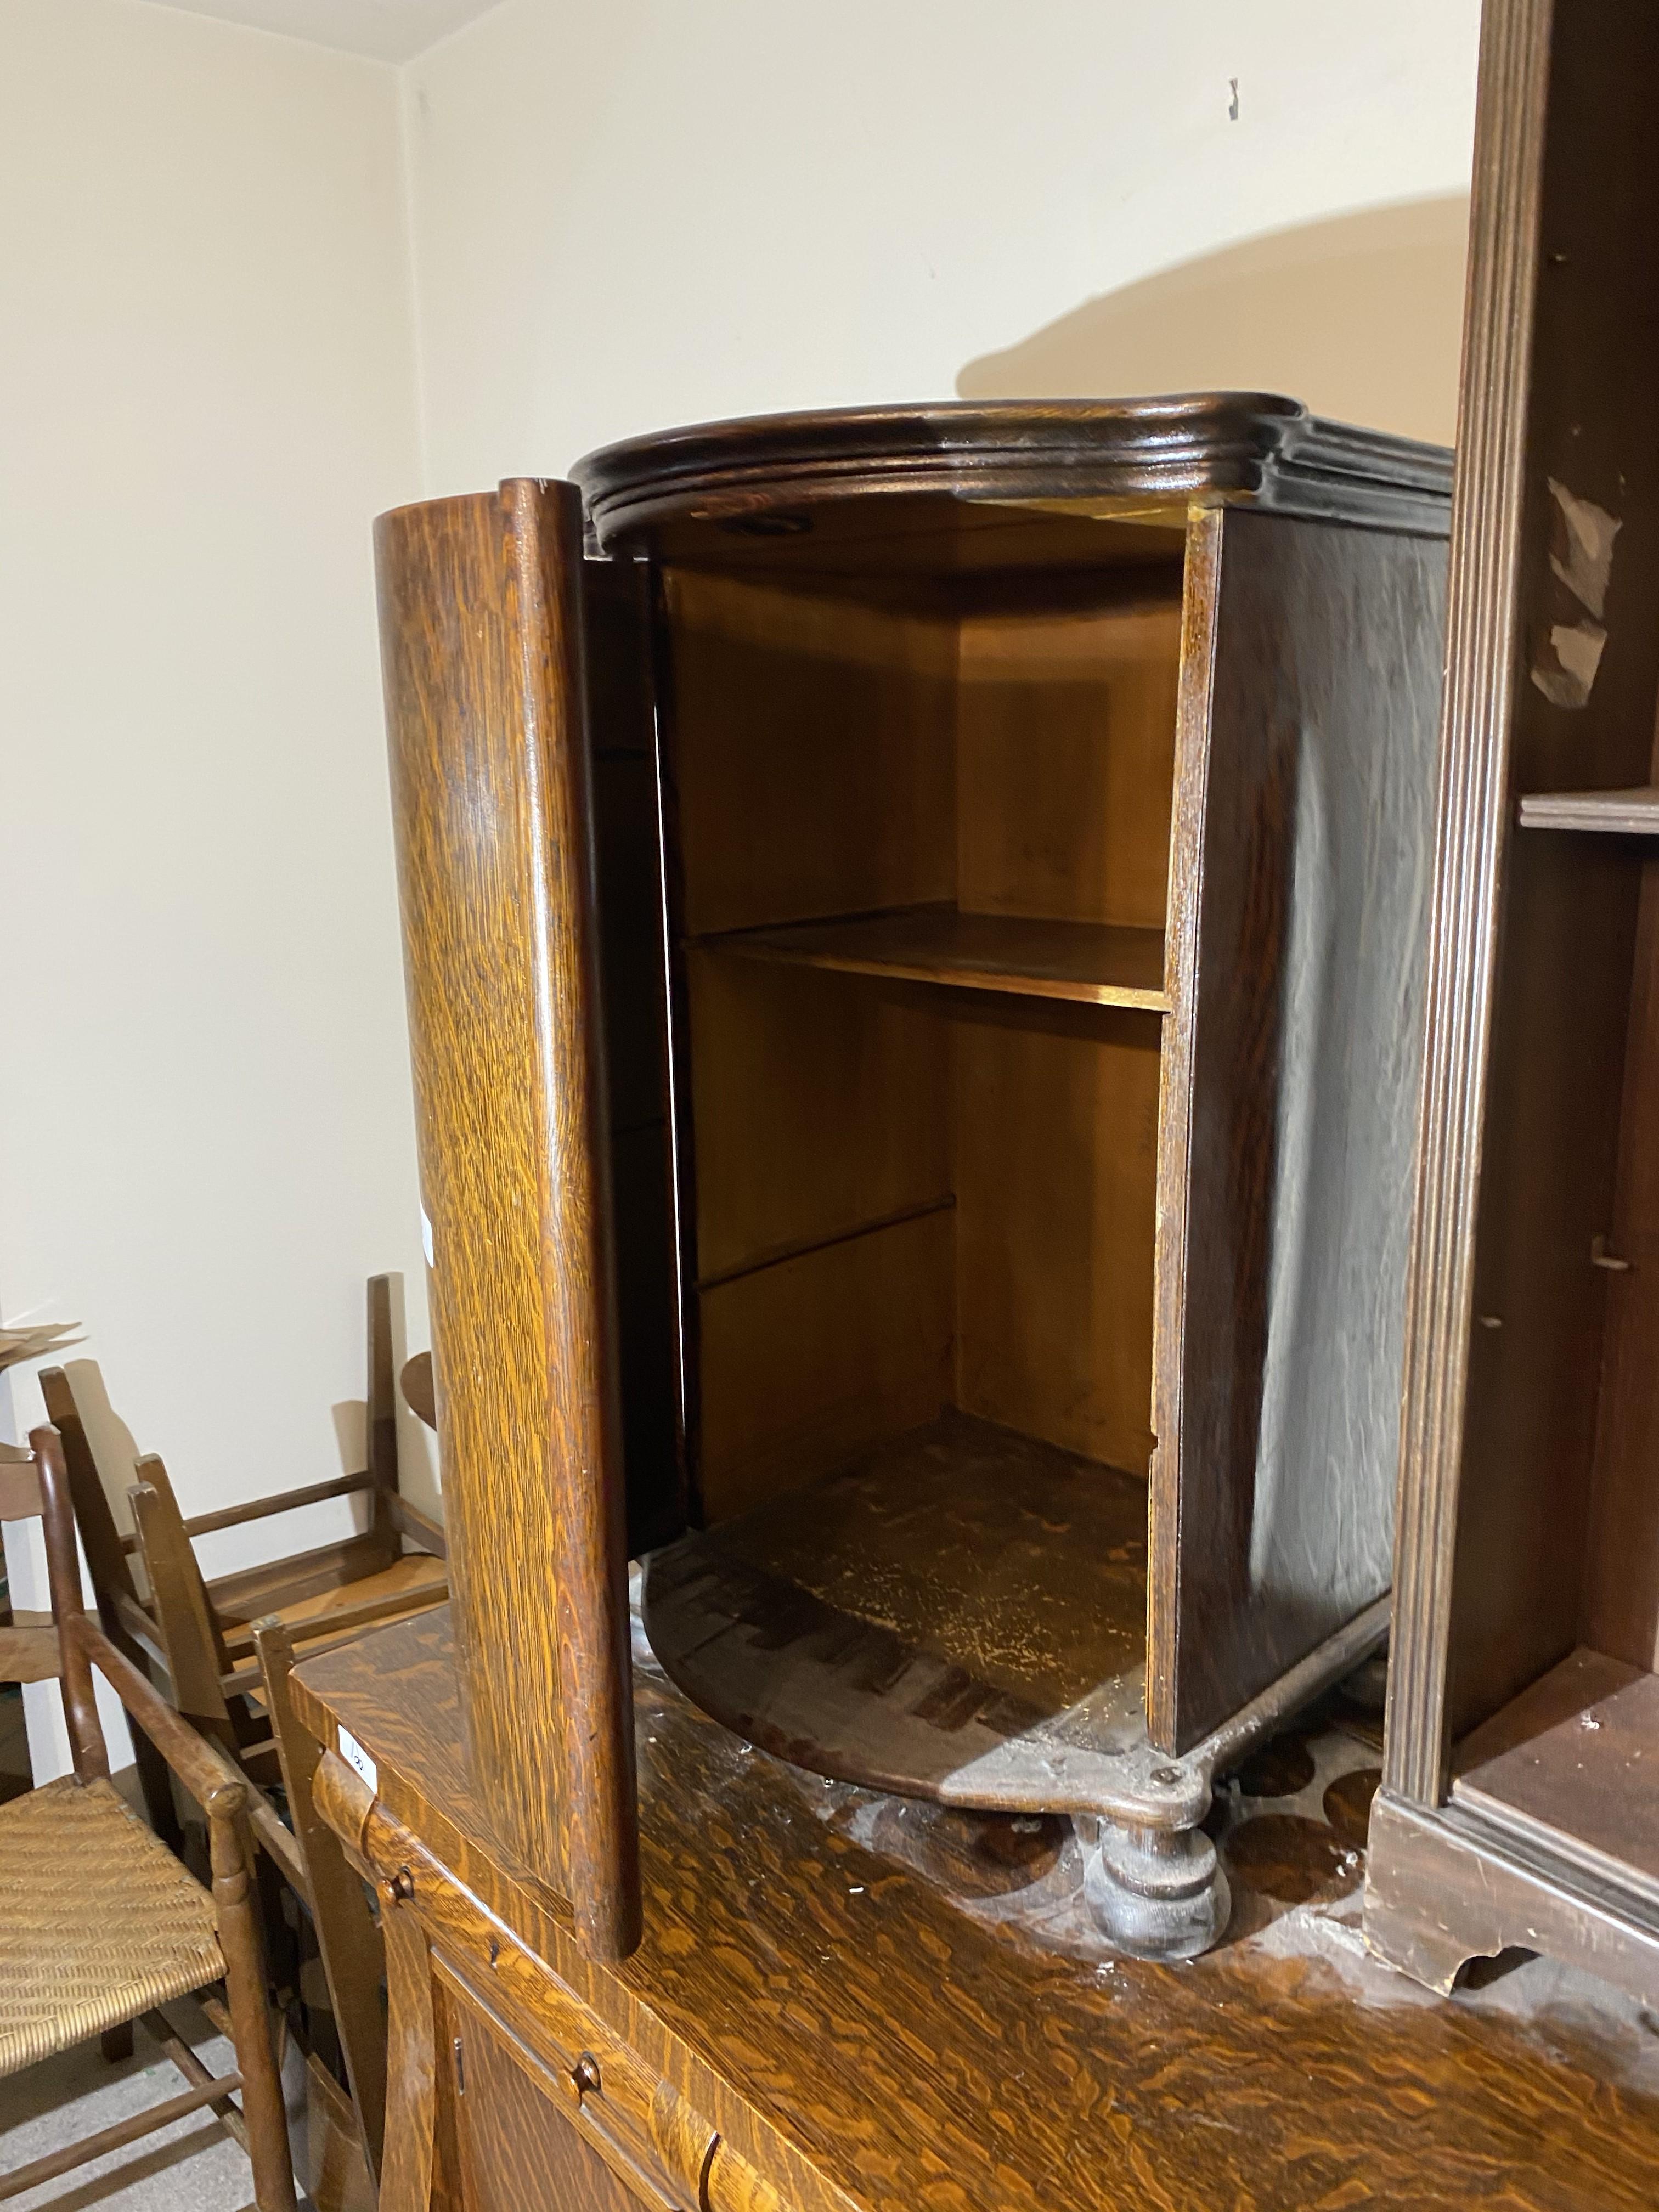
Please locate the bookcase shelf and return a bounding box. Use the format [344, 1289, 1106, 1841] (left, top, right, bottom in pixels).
[703, 904, 1169, 1013]
[1518, 788, 1659, 834]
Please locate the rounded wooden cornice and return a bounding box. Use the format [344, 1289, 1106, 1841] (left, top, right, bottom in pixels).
[572, 393, 1453, 546]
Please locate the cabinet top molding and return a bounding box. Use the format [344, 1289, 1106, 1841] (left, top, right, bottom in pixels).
[571, 393, 1453, 547]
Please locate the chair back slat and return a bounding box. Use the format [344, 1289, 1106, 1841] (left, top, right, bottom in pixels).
[38, 1364, 146, 1606]
[363, 1273, 402, 1572]
[30, 1425, 109, 1782]
[129, 1456, 238, 1751]
[1, 1444, 55, 1684]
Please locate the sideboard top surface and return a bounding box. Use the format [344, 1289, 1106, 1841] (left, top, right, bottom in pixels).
[294, 1606, 1659, 2212]
[569, 393, 1454, 549]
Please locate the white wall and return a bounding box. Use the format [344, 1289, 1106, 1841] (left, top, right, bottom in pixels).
[401, 0, 1482, 493]
[0, 0, 430, 1769]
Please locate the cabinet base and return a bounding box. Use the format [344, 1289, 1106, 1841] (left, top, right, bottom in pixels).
[1363, 1787, 1659, 2005]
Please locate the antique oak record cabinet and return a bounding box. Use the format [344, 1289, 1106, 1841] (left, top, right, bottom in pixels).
[376, 394, 1451, 1965]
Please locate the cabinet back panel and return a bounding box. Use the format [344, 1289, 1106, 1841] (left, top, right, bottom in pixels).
[665, 571, 956, 936]
[955, 1012, 1160, 1475]
[668, 555, 1186, 1526]
[688, 954, 950, 1285]
[1447, 832, 1634, 1731]
[1582, 860, 1659, 1669]
[957, 600, 1182, 928]
[698, 1208, 954, 1523]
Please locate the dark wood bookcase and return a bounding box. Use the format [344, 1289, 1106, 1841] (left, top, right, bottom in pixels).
[1366, 0, 1659, 2003]
[376, 397, 1449, 1963]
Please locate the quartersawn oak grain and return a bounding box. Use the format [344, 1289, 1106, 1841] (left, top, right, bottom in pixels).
[377, 481, 639, 1958]
[1150, 504, 1447, 1749]
[295, 1609, 1659, 2212]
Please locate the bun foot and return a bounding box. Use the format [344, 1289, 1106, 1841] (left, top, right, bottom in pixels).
[1080, 1813, 1231, 1960]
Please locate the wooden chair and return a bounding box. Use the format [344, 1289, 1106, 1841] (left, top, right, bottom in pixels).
[250, 1602, 408, 2186]
[38, 1273, 447, 1761]
[96, 1471, 443, 2204]
[0, 1428, 297, 2212]
[36, 1280, 447, 2193]
[124, 1325, 446, 2189]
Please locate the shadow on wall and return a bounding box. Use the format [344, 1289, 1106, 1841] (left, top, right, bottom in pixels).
[957, 196, 1470, 448]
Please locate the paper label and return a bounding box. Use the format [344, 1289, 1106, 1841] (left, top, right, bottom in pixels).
[337, 1726, 377, 1795]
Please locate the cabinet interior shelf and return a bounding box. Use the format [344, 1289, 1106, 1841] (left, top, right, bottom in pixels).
[1517, 787, 1659, 834]
[698, 904, 1169, 1012]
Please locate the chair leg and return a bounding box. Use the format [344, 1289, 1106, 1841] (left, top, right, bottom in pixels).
[209, 1792, 298, 2212]
[100, 2021, 134, 2063]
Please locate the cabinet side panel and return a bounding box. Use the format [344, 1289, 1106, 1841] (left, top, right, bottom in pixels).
[1154, 506, 1446, 1752]
[376, 482, 640, 1956]
[586, 558, 682, 1558]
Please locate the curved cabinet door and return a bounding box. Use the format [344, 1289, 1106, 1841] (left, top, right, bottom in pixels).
[377, 479, 672, 1959]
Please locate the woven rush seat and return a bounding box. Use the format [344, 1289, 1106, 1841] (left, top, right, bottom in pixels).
[0, 1773, 223, 2075]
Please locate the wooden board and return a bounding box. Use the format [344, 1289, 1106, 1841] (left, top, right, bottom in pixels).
[643, 1410, 1149, 1803]
[697, 1209, 953, 1523]
[687, 952, 950, 1286]
[1455, 1660, 1659, 1903]
[954, 1009, 1160, 1475]
[1520, 787, 1659, 833]
[708, 906, 1166, 1011]
[664, 570, 955, 936]
[956, 597, 1182, 929]
[1150, 505, 1447, 1753]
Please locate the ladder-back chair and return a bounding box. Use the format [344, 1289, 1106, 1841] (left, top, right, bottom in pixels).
[0, 1428, 297, 2212]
